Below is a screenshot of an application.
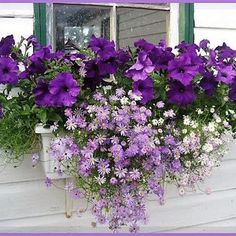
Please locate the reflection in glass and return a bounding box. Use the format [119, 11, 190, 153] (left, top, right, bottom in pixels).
[53, 4, 111, 51]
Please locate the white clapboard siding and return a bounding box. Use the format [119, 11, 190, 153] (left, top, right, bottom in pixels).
[194, 3, 236, 48]
[0, 3, 33, 42]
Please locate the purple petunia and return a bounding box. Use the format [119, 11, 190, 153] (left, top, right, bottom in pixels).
[132, 77, 155, 104]
[134, 39, 155, 52]
[167, 81, 196, 106]
[27, 35, 41, 49]
[0, 57, 19, 85]
[33, 79, 56, 107]
[149, 46, 175, 71]
[216, 64, 236, 84]
[84, 59, 102, 90]
[89, 35, 116, 60]
[49, 72, 80, 107]
[34, 73, 80, 107]
[199, 39, 210, 50]
[0, 35, 15, 56]
[126, 51, 155, 81]
[168, 54, 199, 86]
[199, 70, 218, 96]
[229, 80, 236, 101]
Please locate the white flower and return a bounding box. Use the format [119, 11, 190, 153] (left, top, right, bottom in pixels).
[158, 128, 163, 133]
[152, 119, 158, 126]
[94, 175, 106, 185]
[202, 143, 213, 153]
[185, 161, 191, 167]
[157, 118, 164, 125]
[178, 187, 185, 196]
[51, 122, 59, 131]
[154, 138, 160, 145]
[210, 108, 215, 113]
[191, 121, 198, 129]
[120, 97, 130, 105]
[223, 120, 229, 128]
[164, 109, 176, 118]
[224, 96, 229, 102]
[208, 122, 215, 132]
[183, 115, 191, 125]
[197, 109, 203, 115]
[213, 114, 221, 123]
[182, 129, 188, 134]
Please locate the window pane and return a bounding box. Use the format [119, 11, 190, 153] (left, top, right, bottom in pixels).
[117, 7, 169, 49]
[53, 4, 111, 51]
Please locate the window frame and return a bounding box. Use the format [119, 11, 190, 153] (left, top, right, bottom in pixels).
[34, 3, 194, 48]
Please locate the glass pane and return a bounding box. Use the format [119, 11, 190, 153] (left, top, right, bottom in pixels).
[117, 7, 169, 49]
[53, 4, 111, 51]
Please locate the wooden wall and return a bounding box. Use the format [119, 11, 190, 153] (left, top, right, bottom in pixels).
[117, 7, 169, 48]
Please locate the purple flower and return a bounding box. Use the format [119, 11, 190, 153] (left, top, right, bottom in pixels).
[45, 177, 52, 187]
[199, 71, 218, 96]
[0, 35, 15, 56]
[199, 39, 210, 50]
[28, 46, 52, 74]
[110, 144, 124, 162]
[132, 77, 155, 104]
[168, 55, 199, 86]
[216, 42, 236, 60]
[89, 35, 116, 60]
[229, 80, 236, 101]
[167, 81, 196, 106]
[27, 35, 41, 49]
[170, 159, 182, 172]
[0, 57, 19, 85]
[175, 41, 199, 54]
[116, 49, 130, 65]
[126, 51, 155, 81]
[49, 72, 80, 107]
[134, 38, 155, 52]
[97, 56, 118, 76]
[84, 59, 102, 90]
[216, 65, 236, 84]
[149, 47, 175, 71]
[33, 79, 56, 107]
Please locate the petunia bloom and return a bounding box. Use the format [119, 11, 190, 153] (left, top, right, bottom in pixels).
[89, 35, 116, 60]
[0, 57, 19, 85]
[49, 72, 80, 107]
[0, 35, 15, 56]
[33, 79, 56, 107]
[126, 51, 155, 81]
[229, 80, 236, 101]
[199, 71, 218, 96]
[168, 54, 199, 86]
[132, 77, 155, 104]
[216, 64, 236, 84]
[167, 81, 196, 106]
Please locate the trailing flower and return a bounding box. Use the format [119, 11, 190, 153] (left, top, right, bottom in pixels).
[0, 34, 235, 232]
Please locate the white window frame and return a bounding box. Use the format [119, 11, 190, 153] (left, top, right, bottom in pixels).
[46, 3, 179, 50]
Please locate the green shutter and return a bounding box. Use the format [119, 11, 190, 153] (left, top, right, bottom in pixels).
[179, 3, 194, 43]
[34, 3, 47, 46]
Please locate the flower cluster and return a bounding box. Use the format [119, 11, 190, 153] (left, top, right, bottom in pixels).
[0, 34, 236, 232]
[49, 87, 234, 232]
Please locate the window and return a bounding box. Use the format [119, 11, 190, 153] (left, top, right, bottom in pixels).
[43, 3, 171, 51]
